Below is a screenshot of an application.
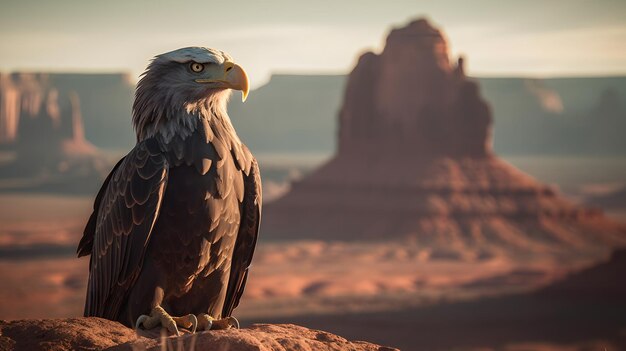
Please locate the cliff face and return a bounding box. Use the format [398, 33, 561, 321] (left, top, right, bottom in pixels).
[339, 19, 491, 157]
[0, 73, 109, 193]
[263, 19, 626, 256]
[0, 72, 135, 150]
[0, 74, 20, 143]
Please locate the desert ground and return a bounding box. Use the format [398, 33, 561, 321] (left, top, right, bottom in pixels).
[1, 156, 625, 350]
[0, 236, 590, 321]
[0, 198, 620, 351]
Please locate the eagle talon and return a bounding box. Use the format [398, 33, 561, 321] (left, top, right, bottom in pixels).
[163, 318, 180, 337]
[226, 316, 240, 329]
[197, 313, 214, 331]
[173, 314, 198, 334]
[135, 314, 150, 330]
[135, 306, 199, 336]
[195, 314, 238, 331]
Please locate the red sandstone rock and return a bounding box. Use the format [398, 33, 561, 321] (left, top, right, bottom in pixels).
[0, 317, 136, 351]
[116, 323, 397, 351]
[263, 19, 626, 255]
[538, 249, 626, 299]
[0, 73, 109, 191]
[338, 18, 490, 157]
[0, 318, 397, 351]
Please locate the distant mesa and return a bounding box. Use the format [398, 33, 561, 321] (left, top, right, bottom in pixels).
[0, 73, 109, 193]
[585, 185, 626, 211]
[229, 71, 626, 157]
[263, 18, 626, 257]
[524, 79, 564, 114]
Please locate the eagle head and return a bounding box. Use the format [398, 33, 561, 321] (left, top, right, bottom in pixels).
[132, 47, 249, 141]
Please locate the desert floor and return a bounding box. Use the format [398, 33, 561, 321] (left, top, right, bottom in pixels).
[1, 155, 626, 350]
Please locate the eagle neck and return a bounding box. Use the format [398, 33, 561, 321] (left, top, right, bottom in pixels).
[151, 95, 242, 159]
[137, 90, 240, 144]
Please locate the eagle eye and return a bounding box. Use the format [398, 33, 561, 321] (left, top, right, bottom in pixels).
[190, 62, 205, 73]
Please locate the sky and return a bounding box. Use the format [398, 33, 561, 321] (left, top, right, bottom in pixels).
[1, 0, 626, 88]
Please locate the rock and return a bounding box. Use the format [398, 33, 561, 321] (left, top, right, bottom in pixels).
[538, 249, 626, 299]
[586, 185, 626, 210]
[0, 318, 397, 351]
[118, 323, 398, 351]
[0, 74, 20, 144]
[0, 72, 136, 150]
[263, 18, 626, 257]
[338, 18, 491, 157]
[0, 317, 137, 351]
[0, 73, 110, 193]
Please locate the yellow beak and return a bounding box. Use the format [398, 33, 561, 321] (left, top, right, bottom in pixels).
[195, 62, 250, 102]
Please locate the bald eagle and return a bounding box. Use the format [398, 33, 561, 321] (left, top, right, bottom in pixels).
[77, 47, 261, 335]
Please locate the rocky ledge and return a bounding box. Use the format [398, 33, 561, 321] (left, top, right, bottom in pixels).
[0, 317, 397, 351]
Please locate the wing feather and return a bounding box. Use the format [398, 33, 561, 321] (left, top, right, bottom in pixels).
[79, 139, 168, 319]
[222, 156, 262, 317]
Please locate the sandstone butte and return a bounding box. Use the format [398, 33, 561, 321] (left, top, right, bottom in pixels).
[0, 318, 398, 351]
[0, 73, 108, 190]
[263, 19, 626, 257]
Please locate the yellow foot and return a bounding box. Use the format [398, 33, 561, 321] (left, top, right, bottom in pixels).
[135, 305, 198, 336]
[197, 313, 240, 331]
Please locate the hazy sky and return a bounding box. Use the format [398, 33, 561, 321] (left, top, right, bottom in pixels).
[1, 0, 625, 87]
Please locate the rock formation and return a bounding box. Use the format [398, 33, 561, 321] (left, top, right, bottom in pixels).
[0, 73, 109, 193]
[538, 248, 626, 299]
[263, 19, 626, 257]
[338, 19, 490, 157]
[0, 318, 397, 351]
[0, 74, 20, 144]
[0, 318, 136, 351]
